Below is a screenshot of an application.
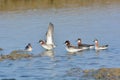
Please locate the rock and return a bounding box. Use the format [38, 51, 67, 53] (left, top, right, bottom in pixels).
[82, 68, 120, 80]
[66, 68, 120, 80]
[0, 50, 32, 61]
[0, 48, 3, 51]
[93, 68, 120, 80]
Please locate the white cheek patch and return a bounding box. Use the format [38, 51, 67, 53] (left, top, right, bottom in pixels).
[78, 40, 81, 42]
[40, 42, 43, 44]
[66, 43, 68, 45]
[95, 41, 98, 43]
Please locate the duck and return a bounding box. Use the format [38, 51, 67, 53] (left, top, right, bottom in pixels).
[77, 38, 94, 49]
[25, 43, 32, 51]
[39, 22, 56, 50]
[94, 39, 108, 50]
[39, 40, 54, 50]
[64, 40, 83, 53]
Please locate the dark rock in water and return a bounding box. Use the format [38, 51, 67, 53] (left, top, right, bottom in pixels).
[8, 52, 31, 60]
[0, 50, 32, 61]
[66, 67, 120, 80]
[83, 68, 120, 80]
[93, 68, 120, 80]
[0, 48, 3, 51]
[10, 50, 29, 54]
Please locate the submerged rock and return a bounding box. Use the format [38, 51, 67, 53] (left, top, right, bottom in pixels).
[93, 68, 120, 80]
[10, 50, 29, 54]
[66, 68, 83, 77]
[66, 67, 120, 80]
[0, 50, 32, 61]
[9, 52, 32, 60]
[83, 68, 120, 80]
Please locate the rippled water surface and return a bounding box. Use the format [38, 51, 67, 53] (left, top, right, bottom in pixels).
[0, 0, 120, 80]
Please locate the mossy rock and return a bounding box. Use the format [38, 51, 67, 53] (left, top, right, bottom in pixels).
[93, 68, 120, 80]
[9, 52, 32, 60]
[0, 50, 32, 61]
[83, 68, 120, 80]
[10, 50, 28, 54]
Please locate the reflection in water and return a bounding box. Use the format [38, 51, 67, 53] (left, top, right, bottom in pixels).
[0, 0, 120, 11]
[95, 49, 109, 56]
[67, 52, 77, 60]
[40, 50, 54, 59]
[67, 51, 83, 60]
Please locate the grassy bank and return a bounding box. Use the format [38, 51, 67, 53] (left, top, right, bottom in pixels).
[0, 0, 120, 11]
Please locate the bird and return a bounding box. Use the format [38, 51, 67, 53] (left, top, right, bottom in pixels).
[94, 39, 108, 50]
[64, 40, 83, 53]
[39, 22, 56, 50]
[77, 38, 94, 49]
[25, 43, 32, 52]
[39, 40, 54, 50]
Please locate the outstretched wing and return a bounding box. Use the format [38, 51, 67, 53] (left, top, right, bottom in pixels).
[46, 22, 54, 45]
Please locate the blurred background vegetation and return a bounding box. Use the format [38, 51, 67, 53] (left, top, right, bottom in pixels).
[0, 0, 120, 11]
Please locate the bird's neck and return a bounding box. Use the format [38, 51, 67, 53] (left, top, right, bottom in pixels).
[95, 42, 99, 48]
[78, 41, 82, 46]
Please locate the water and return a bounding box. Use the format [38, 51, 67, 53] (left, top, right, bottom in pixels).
[0, 1, 120, 80]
